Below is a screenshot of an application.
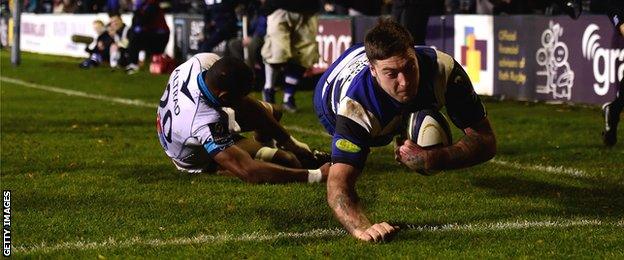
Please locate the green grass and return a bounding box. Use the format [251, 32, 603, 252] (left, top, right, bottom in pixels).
[1, 50, 623, 258]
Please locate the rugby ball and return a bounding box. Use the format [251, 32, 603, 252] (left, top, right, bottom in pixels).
[406, 109, 452, 148]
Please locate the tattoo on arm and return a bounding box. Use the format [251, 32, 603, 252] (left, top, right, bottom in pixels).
[428, 120, 496, 170]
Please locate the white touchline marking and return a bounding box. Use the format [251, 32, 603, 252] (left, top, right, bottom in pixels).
[2, 76, 592, 178]
[0, 76, 156, 108]
[490, 159, 587, 178]
[13, 219, 623, 254]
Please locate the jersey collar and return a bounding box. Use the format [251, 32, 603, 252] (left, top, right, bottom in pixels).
[197, 70, 222, 107]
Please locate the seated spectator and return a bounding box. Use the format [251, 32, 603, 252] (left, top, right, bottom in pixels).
[79, 20, 114, 69]
[107, 13, 131, 68]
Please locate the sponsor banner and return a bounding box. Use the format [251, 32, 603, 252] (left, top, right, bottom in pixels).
[18, 13, 174, 58]
[493, 16, 539, 100]
[494, 15, 623, 105]
[536, 16, 623, 105]
[311, 16, 353, 75]
[454, 15, 495, 96]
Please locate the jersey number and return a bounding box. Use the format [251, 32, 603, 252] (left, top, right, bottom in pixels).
[159, 84, 173, 145]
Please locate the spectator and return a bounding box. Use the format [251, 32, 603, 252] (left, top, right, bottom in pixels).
[392, 0, 432, 45]
[199, 0, 241, 53]
[107, 13, 131, 68]
[225, 1, 267, 67]
[261, 0, 321, 113]
[79, 19, 113, 68]
[125, 0, 170, 74]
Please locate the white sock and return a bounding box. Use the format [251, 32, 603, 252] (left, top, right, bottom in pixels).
[264, 63, 274, 90]
[307, 169, 322, 183]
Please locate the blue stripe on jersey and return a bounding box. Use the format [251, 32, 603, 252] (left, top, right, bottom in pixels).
[203, 140, 232, 157]
[197, 71, 221, 107]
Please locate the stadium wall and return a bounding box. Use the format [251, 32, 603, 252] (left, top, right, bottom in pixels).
[6, 13, 622, 105]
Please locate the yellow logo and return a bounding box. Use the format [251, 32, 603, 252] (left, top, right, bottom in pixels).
[336, 139, 361, 153]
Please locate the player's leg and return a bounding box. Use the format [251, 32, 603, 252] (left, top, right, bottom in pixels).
[282, 63, 306, 113]
[234, 135, 302, 168]
[602, 77, 624, 146]
[261, 9, 292, 104]
[286, 13, 319, 113]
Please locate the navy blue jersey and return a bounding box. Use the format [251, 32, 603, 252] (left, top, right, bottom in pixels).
[313, 43, 486, 169]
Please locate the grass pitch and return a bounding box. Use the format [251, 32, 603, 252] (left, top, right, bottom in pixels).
[1, 51, 623, 258]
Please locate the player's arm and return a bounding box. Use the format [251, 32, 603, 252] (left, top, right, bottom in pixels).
[398, 57, 496, 173]
[327, 163, 397, 242]
[327, 110, 399, 241]
[398, 117, 496, 173]
[213, 144, 328, 183]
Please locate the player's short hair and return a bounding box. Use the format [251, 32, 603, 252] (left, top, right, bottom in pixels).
[364, 19, 414, 63]
[205, 57, 254, 97]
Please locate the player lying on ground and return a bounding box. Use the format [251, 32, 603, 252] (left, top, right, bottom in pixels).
[314, 20, 497, 242]
[157, 53, 329, 183]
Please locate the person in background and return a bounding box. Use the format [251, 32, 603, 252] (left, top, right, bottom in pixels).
[601, 0, 624, 146]
[125, 0, 170, 74]
[261, 0, 320, 113]
[225, 0, 267, 89]
[107, 12, 131, 68]
[199, 0, 242, 53]
[392, 0, 431, 45]
[79, 19, 114, 68]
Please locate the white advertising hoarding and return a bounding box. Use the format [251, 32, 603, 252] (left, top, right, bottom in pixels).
[454, 15, 494, 96]
[20, 13, 174, 58]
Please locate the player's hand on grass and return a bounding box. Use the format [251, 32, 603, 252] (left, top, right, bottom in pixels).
[353, 222, 399, 243]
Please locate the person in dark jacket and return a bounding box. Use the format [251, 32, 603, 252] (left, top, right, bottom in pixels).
[125, 0, 170, 74]
[200, 0, 243, 53]
[80, 20, 114, 68]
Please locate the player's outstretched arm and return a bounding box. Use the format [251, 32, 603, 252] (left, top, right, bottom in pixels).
[213, 144, 328, 184]
[327, 163, 398, 242]
[398, 117, 496, 173]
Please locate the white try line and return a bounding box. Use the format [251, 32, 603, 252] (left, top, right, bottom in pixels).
[13, 219, 623, 254]
[0, 76, 156, 108]
[1, 76, 591, 178]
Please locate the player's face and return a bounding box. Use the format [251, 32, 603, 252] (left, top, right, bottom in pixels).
[370, 50, 419, 103]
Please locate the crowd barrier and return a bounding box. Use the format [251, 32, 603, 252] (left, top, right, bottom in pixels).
[4, 13, 623, 105]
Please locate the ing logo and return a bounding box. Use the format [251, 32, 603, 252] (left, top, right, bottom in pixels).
[460, 27, 488, 83]
[535, 21, 575, 100]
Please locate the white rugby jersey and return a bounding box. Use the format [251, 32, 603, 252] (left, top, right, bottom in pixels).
[156, 53, 241, 172]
